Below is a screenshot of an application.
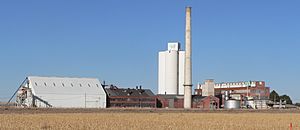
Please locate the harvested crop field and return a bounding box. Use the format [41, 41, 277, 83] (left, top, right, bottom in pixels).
[1, 108, 300, 130]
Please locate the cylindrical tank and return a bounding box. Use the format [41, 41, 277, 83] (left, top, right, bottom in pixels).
[165, 50, 178, 95]
[224, 100, 240, 109]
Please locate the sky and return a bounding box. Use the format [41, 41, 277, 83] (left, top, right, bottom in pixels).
[0, 1, 299, 102]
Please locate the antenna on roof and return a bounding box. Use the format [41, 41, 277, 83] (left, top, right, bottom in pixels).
[102, 81, 108, 88]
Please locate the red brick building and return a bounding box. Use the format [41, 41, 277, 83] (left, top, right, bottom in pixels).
[192, 96, 219, 109]
[195, 81, 270, 100]
[157, 95, 219, 109]
[157, 95, 184, 108]
[105, 85, 157, 108]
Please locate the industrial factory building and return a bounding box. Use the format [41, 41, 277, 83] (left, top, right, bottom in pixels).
[157, 79, 219, 109]
[157, 95, 184, 108]
[158, 42, 185, 95]
[192, 96, 219, 109]
[195, 80, 270, 100]
[157, 95, 219, 109]
[105, 85, 157, 108]
[16, 76, 107, 108]
[157, 7, 193, 109]
[195, 80, 271, 109]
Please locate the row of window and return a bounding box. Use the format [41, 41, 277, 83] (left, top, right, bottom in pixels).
[34, 82, 100, 88]
[216, 82, 254, 86]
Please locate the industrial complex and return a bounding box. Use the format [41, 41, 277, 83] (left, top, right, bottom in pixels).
[195, 80, 271, 109]
[6, 7, 294, 110]
[12, 76, 274, 109]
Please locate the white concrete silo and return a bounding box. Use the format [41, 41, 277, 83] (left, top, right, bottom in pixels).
[158, 42, 185, 95]
[178, 51, 185, 95]
[165, 50, 179, 95]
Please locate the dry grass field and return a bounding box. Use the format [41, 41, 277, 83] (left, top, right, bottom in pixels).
[0, 109, 299, 130]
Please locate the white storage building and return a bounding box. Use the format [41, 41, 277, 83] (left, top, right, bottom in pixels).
[16, 76, 107, 108]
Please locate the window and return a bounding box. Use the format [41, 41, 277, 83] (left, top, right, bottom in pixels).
[53, 83, 56, 87]
[80, 84, 82, 87]
[44, 83, 47, 86]
[88, 84, 91, 87]
[71, 83, 74, 87]
[62, 83, 65, 87]
[96, 84, 99, 87]
[35, 82, 38, 86]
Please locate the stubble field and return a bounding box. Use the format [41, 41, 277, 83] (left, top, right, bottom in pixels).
[0, 108, 299, 130]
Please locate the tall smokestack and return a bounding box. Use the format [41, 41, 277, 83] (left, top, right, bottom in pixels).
[184, 7, 192, 109]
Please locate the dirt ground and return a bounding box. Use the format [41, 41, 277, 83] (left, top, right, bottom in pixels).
[0, 107, 300, 114]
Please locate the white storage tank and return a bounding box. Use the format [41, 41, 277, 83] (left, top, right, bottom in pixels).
[165, 50, 178, 95]
[158, 52, 166, 95]
[224, 100, 240, 109]
[178, 51, 185, 95]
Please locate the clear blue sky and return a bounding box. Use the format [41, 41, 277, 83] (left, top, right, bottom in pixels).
[0, 1, 299, 102]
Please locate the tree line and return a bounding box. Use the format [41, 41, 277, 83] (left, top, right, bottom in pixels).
[269, 90, 293, 104]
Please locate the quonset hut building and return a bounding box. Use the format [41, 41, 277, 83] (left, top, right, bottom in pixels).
[16, 76, 107, 108]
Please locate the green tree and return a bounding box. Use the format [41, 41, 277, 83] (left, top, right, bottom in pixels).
[279, 95, 293, 104]
[269, 90, 280, 102]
